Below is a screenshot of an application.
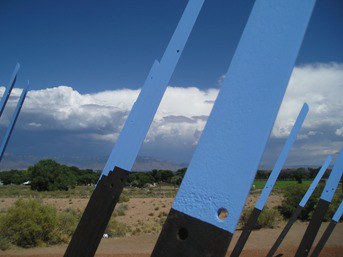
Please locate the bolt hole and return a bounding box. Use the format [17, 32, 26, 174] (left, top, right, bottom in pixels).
[177, 228, 188, 241]
[218, 208, 228, 220]
[176, 49, 180, 53]
[150, 76, 153, 79]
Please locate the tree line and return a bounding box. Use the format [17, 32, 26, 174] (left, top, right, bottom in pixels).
[0, 159, 329, 191]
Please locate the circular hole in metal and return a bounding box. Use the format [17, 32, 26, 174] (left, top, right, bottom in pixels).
[176, 49, 180, 53]
[217, 208, 228, 220]
[177, 228, 188, 241]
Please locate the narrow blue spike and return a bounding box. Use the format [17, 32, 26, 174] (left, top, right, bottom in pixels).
[0, 63, 20, 117]
[230, 103, 308, 257]
[266, 156, 332, 257]
[295, 149, 343, 257]
[255, 103, 309, 210]
[0, 84, 29, 162]
[320, 150, 343, 202]
[101, 0, 205, 175]
[332, 201, 343, 222]
[299, 155, 332, 207]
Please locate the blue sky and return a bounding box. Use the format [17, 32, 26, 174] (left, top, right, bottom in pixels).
[0, 0, 342, 170]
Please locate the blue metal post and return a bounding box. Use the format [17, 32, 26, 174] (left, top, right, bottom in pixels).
[309, 201, 343, 257]
[295, 149, 343, 257]
[231, 103, 309, 257]
[267, 155, 332, 257]
[0, 83, 29, 162]
[152, 1, 317, 256]
[64, 1, 205, 256]
[101, 0, 205, 176]
[0, 63, 20, 117]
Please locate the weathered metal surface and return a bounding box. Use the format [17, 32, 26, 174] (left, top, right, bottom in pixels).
[172, 0, 316, 234]
[151, 208, 232, 257]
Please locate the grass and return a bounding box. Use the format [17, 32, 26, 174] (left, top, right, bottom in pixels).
[0, 185, 94, 198]
[252, 180, 312, 190]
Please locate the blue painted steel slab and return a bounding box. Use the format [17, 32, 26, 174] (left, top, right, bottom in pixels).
[321, 149, 343, 203]
[102, 0, 204, 175]
[0, 63, 20, 117]
[332, 201, 343, 222]
[172, 0, 316, 233]
[0, 83, 29, 162]
[299, 156, 332, 207]
[255, 103, 308, 211]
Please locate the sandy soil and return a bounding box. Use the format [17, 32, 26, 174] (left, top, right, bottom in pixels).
[1, 223, 342, 257]
[0, 193, 281, 225]
[2, 194, 341, 256]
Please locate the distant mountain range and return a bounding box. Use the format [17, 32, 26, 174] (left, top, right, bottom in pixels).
[0, 153, 185, 171]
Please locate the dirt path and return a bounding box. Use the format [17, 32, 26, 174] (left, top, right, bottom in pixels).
[1, 222, 342, 257]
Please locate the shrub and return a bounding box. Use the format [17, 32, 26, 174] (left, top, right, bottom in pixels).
[131, 220, 161, 235]
[0, 199, 59, 248]
[0, 235, 10, 251]
[113, 204, 128, 217]
[118, 193, 130, 203]
[279, 184, 322, 221]
[239, 207, 282, 229]
[56, 209, 81, 241]
[325, 195, 342, 221]
[105, 218, 130, 237]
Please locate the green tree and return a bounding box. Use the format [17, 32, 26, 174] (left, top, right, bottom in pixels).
[30, 160, 76, 191]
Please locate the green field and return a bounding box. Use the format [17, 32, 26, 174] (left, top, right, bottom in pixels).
[252, 180, 312, 190]
[0, 180, 313, 199]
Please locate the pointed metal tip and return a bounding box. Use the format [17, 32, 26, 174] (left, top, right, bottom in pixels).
[302, 102, 309, 111]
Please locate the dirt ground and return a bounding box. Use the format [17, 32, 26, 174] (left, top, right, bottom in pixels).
[0, 193, 282, 226]
[1, 222, 342, 257]
[1, 194, 341, 256]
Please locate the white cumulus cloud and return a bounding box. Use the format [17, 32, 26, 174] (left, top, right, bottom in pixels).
[0, 62, 342, 165]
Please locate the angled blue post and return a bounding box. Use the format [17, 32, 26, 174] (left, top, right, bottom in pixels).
[256, 103, 309, 210]
[152, 1, 316, 256]
[267, 155, 332, 257]
[64, 1, 205, 256]
[299, 156, 332, 207]
[310, 200, 343, 257]
[101, 0, 205, 176]
[0, 63, 20, 117]
[231, 103, 308, 257]
[295, 149, 343, 257]
[0, 82, 29, 162]
[332, 201, 343, 222]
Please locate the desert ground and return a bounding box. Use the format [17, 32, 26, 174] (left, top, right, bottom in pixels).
[1, 223, 342, 257]
[0, 186, 342, 256]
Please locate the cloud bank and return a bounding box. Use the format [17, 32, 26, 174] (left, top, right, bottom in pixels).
[1, 62, 342, 167]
